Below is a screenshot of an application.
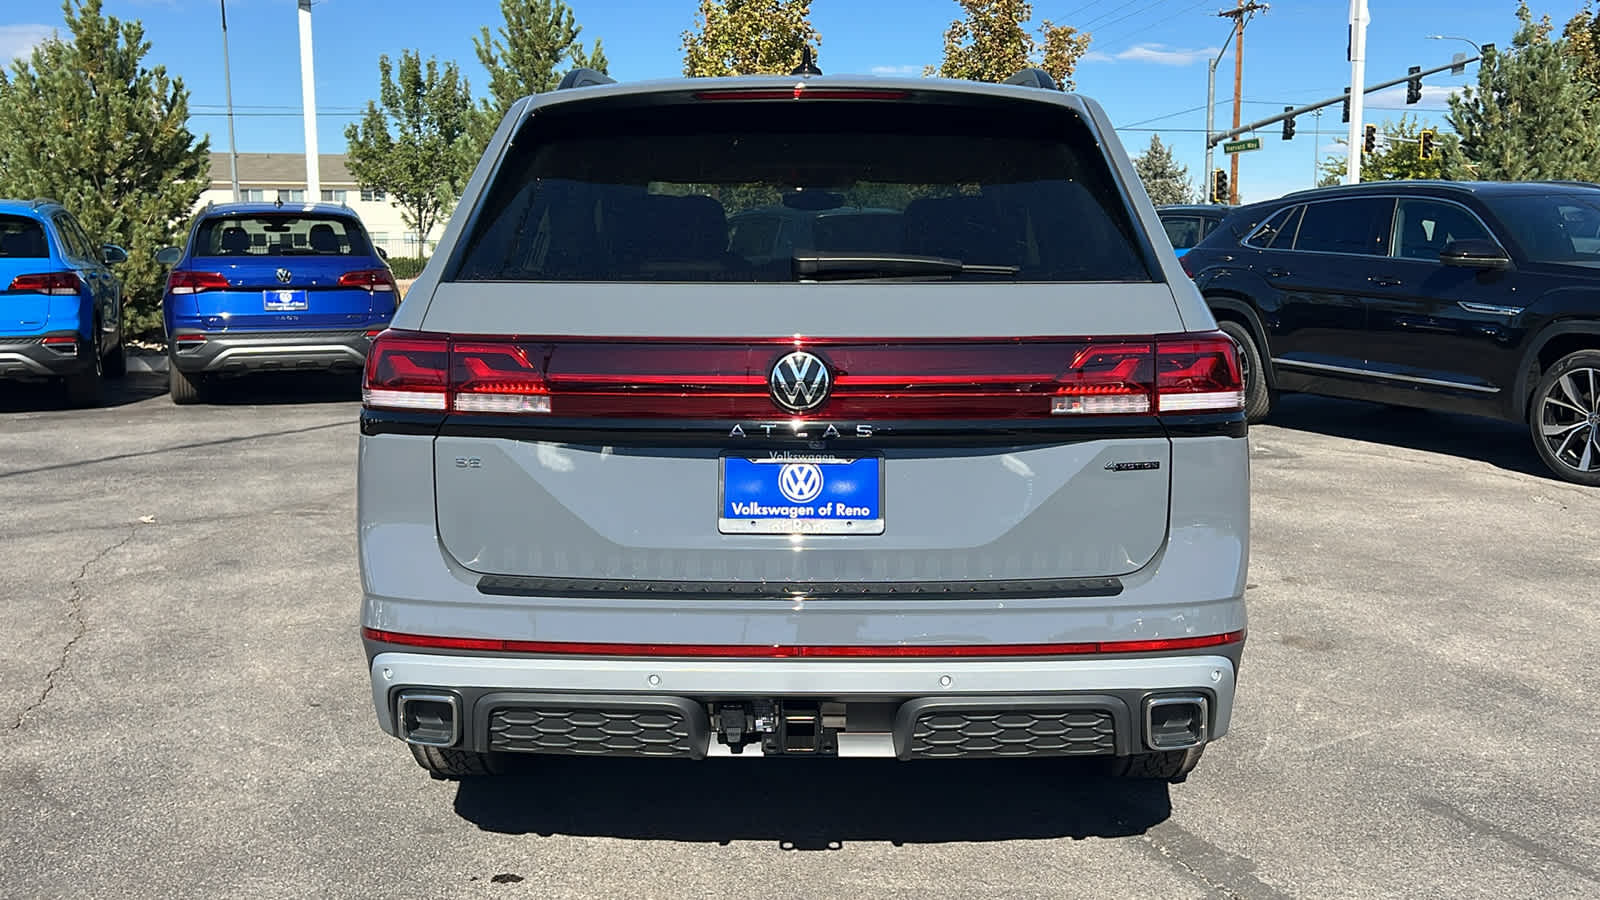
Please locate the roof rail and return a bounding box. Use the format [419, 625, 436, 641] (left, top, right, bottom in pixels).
[29, 198, 60, 209]
[557, 68, 616, 90]
[1004, 68, 1058, 91]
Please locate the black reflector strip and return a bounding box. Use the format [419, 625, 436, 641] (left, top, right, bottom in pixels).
[477, 574, 1123, 600]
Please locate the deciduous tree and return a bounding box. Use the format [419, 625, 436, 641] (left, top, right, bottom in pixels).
[344, 51, 473, 256]
[0, 0, 208, 339]
[1132, 135, 1193, 205]
[1316, 115, 1455, 185]
[682, 0, 819, 77]
[927, 0, 1090, 90]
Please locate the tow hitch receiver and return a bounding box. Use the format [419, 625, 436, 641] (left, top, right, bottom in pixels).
[712, 701, 844, 755]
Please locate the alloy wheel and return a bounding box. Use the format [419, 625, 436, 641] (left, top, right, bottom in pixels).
[1538, 366, 1600, 473]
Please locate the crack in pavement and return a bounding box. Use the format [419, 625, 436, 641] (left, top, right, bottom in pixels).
[8, 522, 147, 733]
[1138, 819, 1293, 900]
[0, 421, 349, 480]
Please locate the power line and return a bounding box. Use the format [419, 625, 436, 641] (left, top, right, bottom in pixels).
[1082, 0, 1158, 31]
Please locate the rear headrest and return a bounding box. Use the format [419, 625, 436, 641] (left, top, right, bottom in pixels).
[632, 194, 730, 261]
[308, 223, 340, 253]
[220, 227, 251, 253]
[903, 195, 1025, 265]
[0, 228, 46, 258]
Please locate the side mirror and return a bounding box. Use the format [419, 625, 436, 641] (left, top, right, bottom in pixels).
[155, 246, 182, 267]
[102, 244, 129, 265]
[1440, 239, 1511, 271]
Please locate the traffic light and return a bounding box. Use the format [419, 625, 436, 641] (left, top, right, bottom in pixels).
[1341, 87, 1351, 123]
[1419, 129, 1436, 160]
[1282, 107, 1296, 140]
[1212, 169, 1229, 204]
[1406, 66, 1422, 104]
[1363, 124, 1378, 154]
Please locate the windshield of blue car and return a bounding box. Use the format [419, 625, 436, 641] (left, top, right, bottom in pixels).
[192, 214, 372, 258]
[1484, 193, 1600, 265]
[0, 215, 49, 258]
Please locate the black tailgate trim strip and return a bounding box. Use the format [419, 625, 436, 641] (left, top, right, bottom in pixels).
[477, 574, 1124, 600]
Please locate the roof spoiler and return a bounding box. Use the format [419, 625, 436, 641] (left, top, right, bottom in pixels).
[557, 68, 616, 90]
[1004, 68, 1058, 91]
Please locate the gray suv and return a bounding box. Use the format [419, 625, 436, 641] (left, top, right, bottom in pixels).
[358, 68, 1250, 782]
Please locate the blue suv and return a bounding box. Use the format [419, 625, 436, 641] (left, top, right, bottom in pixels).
[158, 201, 397, 404]
[0, 199, 127, 406]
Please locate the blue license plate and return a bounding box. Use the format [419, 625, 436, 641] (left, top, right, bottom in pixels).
[263, 289, 308, 311]
[720, 454, 883, 535]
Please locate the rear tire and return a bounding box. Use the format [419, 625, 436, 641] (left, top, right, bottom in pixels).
[409, 744, 512, 779]
[63, 333, 103, 409]
[1217, 320, 1271, 424]
[168, 360, 207, 405]
[103, 338, 126, 378]
[1108, 746, 1206, 782]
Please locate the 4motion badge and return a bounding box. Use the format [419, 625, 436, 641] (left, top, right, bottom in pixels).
[1105, 460, 1162, 472]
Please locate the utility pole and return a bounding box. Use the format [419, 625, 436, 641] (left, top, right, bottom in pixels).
[297, 0, 321, 201]
[219, 0, 240, 202]
[1345, 0, 1371, 184]
[1218, 0, 1268, 204]
[1311, 108, 1323, 185]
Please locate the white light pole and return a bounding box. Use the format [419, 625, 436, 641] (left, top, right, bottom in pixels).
[1345, 0, 1370, 185]
[219, 0, 240, 202]
[297, 0, 320, 202]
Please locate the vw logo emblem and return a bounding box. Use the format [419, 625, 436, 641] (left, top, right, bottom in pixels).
[777, 463, 824, 503]
[769, 350, 831, 412]
[275, 268, 293, 284]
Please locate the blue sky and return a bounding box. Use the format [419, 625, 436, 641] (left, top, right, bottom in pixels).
[2, 0, 1590, 203]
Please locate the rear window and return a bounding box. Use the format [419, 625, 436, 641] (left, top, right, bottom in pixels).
[0, 215, 49, 258]
[193, 214, 372, 257]
[455, 98, 1153, 283]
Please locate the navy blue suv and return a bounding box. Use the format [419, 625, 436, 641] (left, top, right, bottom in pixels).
[158, 202, 397, 404]
[1183, 180, 1600, 485]
[0, 199, 127, 406]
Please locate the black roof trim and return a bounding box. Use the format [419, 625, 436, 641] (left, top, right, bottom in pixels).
[557, 68, 616, 90]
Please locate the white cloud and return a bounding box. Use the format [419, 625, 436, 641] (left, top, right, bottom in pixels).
[870, 65, 921, 76]
[1084, 43, 1219, 67]
[1367, 83, 1462, 108]
[0, 24, 55, 63]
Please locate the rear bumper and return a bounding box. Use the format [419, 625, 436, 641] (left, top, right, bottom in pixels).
[0, 336, 92, 378]
[169, 328, 374, 374]
[369, 650, 1237, 759]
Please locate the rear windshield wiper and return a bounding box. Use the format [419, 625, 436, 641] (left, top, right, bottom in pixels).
[793, 253, 1020, 281]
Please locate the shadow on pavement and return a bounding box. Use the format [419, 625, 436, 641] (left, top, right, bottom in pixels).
[0, 372, 168, 412]
[198, 371, 363, 406]
[1262, 394, 1550, 480]
[452, 756, 1171, 847]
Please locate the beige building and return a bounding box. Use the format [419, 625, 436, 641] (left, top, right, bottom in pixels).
[196, 153, 442, 257]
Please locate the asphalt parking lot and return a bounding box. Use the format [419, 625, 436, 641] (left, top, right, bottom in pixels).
[1, 373, 1596, 899]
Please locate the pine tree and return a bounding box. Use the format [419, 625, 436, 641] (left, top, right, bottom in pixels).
[1563, 1, 1600, 90]
[344, 52, 474, 257]
[468, 0, 607, 155]
[1132, 135, 1193, 205]
[0, 0, 209, 339]
[927, 0, 1090, 90]
[1447, 3, 1600, 182]
[682, 0, 819, 77]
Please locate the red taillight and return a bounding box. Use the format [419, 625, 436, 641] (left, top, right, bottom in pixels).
[1156, 332, 1244, 413]
[339, 268, 397, 292]
[166, 271, 230, 295]
[1179, 255, 1196, 278]
[362, 627, 1245, 658]
[692, 88, 909, 101]
[174, 333, 207, 346]
[8, 272, 81, 295]
[361, 331, 1243, 418]
[363, 332, 449, 411]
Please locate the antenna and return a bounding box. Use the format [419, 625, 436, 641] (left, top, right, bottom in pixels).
[789, 46, 822, 77]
